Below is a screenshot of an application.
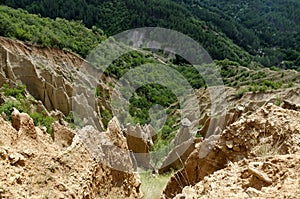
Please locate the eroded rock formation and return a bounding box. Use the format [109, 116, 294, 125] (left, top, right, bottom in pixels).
[173, 153, 300, 199]
[0, 37, 80, 115]
[125, 124, 153, 169]
[0, 112, 142, 198]
[162, 103, 300, 198]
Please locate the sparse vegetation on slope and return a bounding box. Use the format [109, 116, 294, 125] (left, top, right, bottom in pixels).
[0, 83, 57, 134]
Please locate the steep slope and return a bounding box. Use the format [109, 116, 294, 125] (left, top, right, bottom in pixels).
[174, 153, 300, 199]
[0, 36, 80, 116]
[174, 0, 300, 68]
[0, 1, 251, 64]
[0, 113, 142, 198]
[162, 103, 300, 198]
[0, 5, 105, 57]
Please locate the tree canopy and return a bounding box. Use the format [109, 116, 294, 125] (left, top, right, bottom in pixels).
[0, 5, 105, 57]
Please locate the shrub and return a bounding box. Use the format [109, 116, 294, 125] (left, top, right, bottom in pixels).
[275, 96, 283, 106]
[101, 109, 112, 128]
[0, 5, 106, 57]
[262, 80, 282, 89]
[0, 100, 22, 121]
[95, 86, 102, 97]
[234, 87, 249, 99]
[251, 71, 267, 80]
[195, 125, 203, 138]
[1, 83, 26, 100]
[64, 111, 85, 129]
[285, 82, 294, 88]
[270, 66, 280, 71]
[30, 112, 56, 134]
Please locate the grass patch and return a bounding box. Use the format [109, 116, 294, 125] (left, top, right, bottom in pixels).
[140, 171, 173, 199]
[252, 130, 285, 157]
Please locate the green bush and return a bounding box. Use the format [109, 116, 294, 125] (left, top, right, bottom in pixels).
[1, 83, 26, 100]
[64, 111, 84, 129]
[0, 83, 56, 134]
[0, 100, 22, 121]
[285, 82, 294, 88]
[101, 109, 112, 128]
[275, 96, 283, 106]
[251, 71, 267, 80]
[261, 80, 282, 90]
[95, 86, 102, 97]
[30, 112, 56, 134]
[270, 66, 281, 71]
[234, 87, 249, 99]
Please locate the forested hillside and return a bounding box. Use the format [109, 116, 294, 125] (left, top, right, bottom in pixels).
[173, 0, 300, 69]
[1, 0, 299, 69]
[0, 0, 252, 65]
[0, 5, 105, 56]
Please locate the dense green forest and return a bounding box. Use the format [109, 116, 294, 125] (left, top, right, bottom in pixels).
[0, 5, 105, 56]
[1, 0, 299, 69]
[0, 0, 251, 65]
[173, 0, 300, 69]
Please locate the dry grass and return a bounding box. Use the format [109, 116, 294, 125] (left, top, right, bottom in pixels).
[253, 136, 285, 157]
[140, 171, 173, 199]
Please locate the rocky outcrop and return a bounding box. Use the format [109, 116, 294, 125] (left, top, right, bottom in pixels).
[174, 153, 300, 199]
[198, 105, 244, 138]
[281, 99, 300, 111]
[0, 37, 113, 129]
[158, 108, 241, 174]
[158, 138, 202, 174]
[173, 118, 194, 146]
[11, 108, 37, 139]
[0, 37, 80, 116]
[156, 118, 199, 173]
[125, 124, 153, 169]
[158, 103, 244, 174]
[0, 113, 142, 198]
[162, 103, 300, 198]
[196, 87, 300, 135]
[51, 121, 76, 148]
[76, 117, 142, 197]
[161, 135, 223, 198]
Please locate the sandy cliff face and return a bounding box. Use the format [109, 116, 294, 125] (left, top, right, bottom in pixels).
[0, 37, 143, 198]
[162, 103, 300, 198]
[0, 37, 113, 129]
[174, 153, 300, 199]
[0, 37, 82, 115]
[0, 113, 142, 199]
